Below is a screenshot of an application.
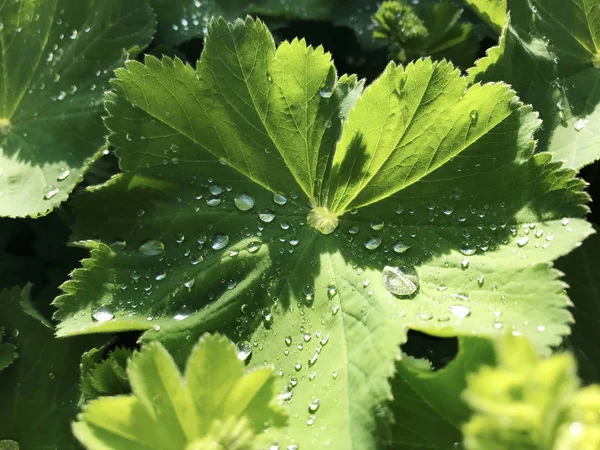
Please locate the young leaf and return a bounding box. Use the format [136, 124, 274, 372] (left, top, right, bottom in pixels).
[80, 346, 132, 401]
[148, 0, 380, 47]
[0, 285, 103, 449]
[0, 0, 155, 218]
[463, 334, 600, 450]
[380, 337, 496, 449]
[55, 18, 591, 449]
[469, 0, 600, 169]
[73, 334, 286, 450]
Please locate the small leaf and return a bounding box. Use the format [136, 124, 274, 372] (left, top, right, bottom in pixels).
[463, 334, 600, 450]
[0, 0, 155, 217]
[73, 334, 286, 450]
[80, 346, 132, 401]
[464, 0, 507, 33]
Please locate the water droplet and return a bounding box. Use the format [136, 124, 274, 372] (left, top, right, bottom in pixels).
[285, 336, 292, 346]
[537, 325, 546, 332]
[92, 305, 114, 322]
[493, 322, 503, 329]
[557, 101, 565, 111]
[139, 239, 165, 256]
[155, 271, 166, 281]
[153, 325, 161, 331]
[364, 236, 382, 250]
[370, 220, 384, 231]
[461, 258, 469, 269]
[460, 242, 476, 256]
[477, 274, 484, 287]
[573, 118, 590, 131]
[320, 87, 332, 98]
[273, 193, 288, 205]
[206, 197, 221, 207]
[561, 218, 570, 226]
[517, 236, 529, 247]
[393, 240, 410, 254]
[184, 277, 195, 288]
[302, 285, 314, 303]
[308, 353, 319, 366]
[449, 305, 471, 319]
[247, 241, 262, 253]
[348, 225, 360, 235]
[43, 185, 59, 200]
[308, 399, 320, 413]
[418, 313, 433, 321]
[259, 209, 276, 223]
[209, 184, 223, 195]
[442, 206, 454, 215]
[234, 193, 255, 211]
[236, 341, 252, 361]
[176, 233, 185, 243]
[382, 265, 419, 297]
[56, 168, 70, 181]
[210, 233, 229, 250]
[469, 110, 478, 122]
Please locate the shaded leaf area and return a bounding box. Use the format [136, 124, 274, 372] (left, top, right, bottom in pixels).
[0, 0, 155, 218]
[469, 0, 600, 169]
[379, 337, 496, 449]
[463, 334, 600, 450]
[0, 285, 104, 449]
[80, 345, 132, 401]
[558, 230, 600, 384]
[148, 0, 380, 48]
[372, 0, 479, 69]
[73, 334, 286, 450]
[54, 18, 591, 450]
[464, 0, 506, 33]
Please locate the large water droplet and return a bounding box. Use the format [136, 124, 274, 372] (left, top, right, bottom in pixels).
[92, 305, 114, 322]
[234, 193, 255, 211]
[273, 193, 288, 205]
[247, 241, 262, 253]
[573, 118, 589, 131]
[308, 399, 320, 413]
[56, 168, 70, 181]
[210, 233, 229, 250]
[139, 239, 165, 256]
[320, 87, 332, 98]
[382, 265, 419, 297]
[364, 236, 382, 250]
[327, 285, 337, 299]
[43, 185, 59, 200]
[460, 242, 477, 256]
[517, 236, 529, 247]
[393, 240, 410, 254]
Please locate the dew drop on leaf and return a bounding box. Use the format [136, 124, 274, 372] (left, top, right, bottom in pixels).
[56, 168, 70, 181]
[92, 305, 114, 322]
[370, 220, 384, 231]
[155, 271, 166, 281]
[573, 118, 590, 131]
[234, 193, 255, 211]
[236, 341, 252, 362]
[517, 236, 529, 247]
[364, 236, 382, 250]
[247, 241, 262, 253]
[273, 193, 288, 205]
[308, 399, 320, 413]
[210, 233, 229, 250]
[477, 274, 484, 287]
[461, 258, 469, 269]
[469, 110, 478, 123]
[382, 265, 419, 296]
[449, 305, 471, 319]
[43, 185, 59, 200]
[319, 87, 332, 98]
[138, 239, 165, 256]
[209, 184, 222, 195]
[327, 285, 337, 299]
[460, 242, 477, 256]
[259, 209, 276, 223]
[393, 240, 410, 254]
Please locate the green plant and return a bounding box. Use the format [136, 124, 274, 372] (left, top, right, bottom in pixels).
[1, 1, 600, 449]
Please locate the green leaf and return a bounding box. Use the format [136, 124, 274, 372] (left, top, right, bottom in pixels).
[0, 0, 155, 218]
[557, 230, 600, 384]
[469, 0, 600, 169]
[463, 334, 600, 450]
[380, 337, 496, 449]
[73, 333, 286, 450]
[0, 285, 102, 449]
[55, 18, 591, 449]
[80, 346, 132, 401]
[464, 0, 507, 33]
[148, 0, 380, 48]
[0, 340, 17, 372]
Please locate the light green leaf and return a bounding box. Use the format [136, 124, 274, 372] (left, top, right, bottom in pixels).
[55, 18, 591, 450]
[463, 334, 600, 450]
[148, 0, 380, 48]
[469, 0, 600, 169]
[0, 0, 155, 218]
[0, 285, 102, 449]
[73, 334, 286, 450]
[558, 230, 600, 384]
[380, 337, 496, 449]
[464, 0, 507, 33]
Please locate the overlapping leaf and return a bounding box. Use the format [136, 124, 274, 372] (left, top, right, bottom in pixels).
[0, 285, 102, 449]
[0, 0, 155, 217]
[469, 0, 600, 169]
[464, 0, 506, 33]
[54, 18, 591, 450]
[73, 334, 286, 450]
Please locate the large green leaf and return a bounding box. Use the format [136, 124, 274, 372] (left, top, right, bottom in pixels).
[54, 18, 592, 450]
[0, 285, 101, 449]
[464, 0, 507, 33]
[0, 0, 155, 218]
[148, 0, 379, 48]
[469, 0, 600, 169]
[73, 334, 286, 450]
[557, 230, 600, 384]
